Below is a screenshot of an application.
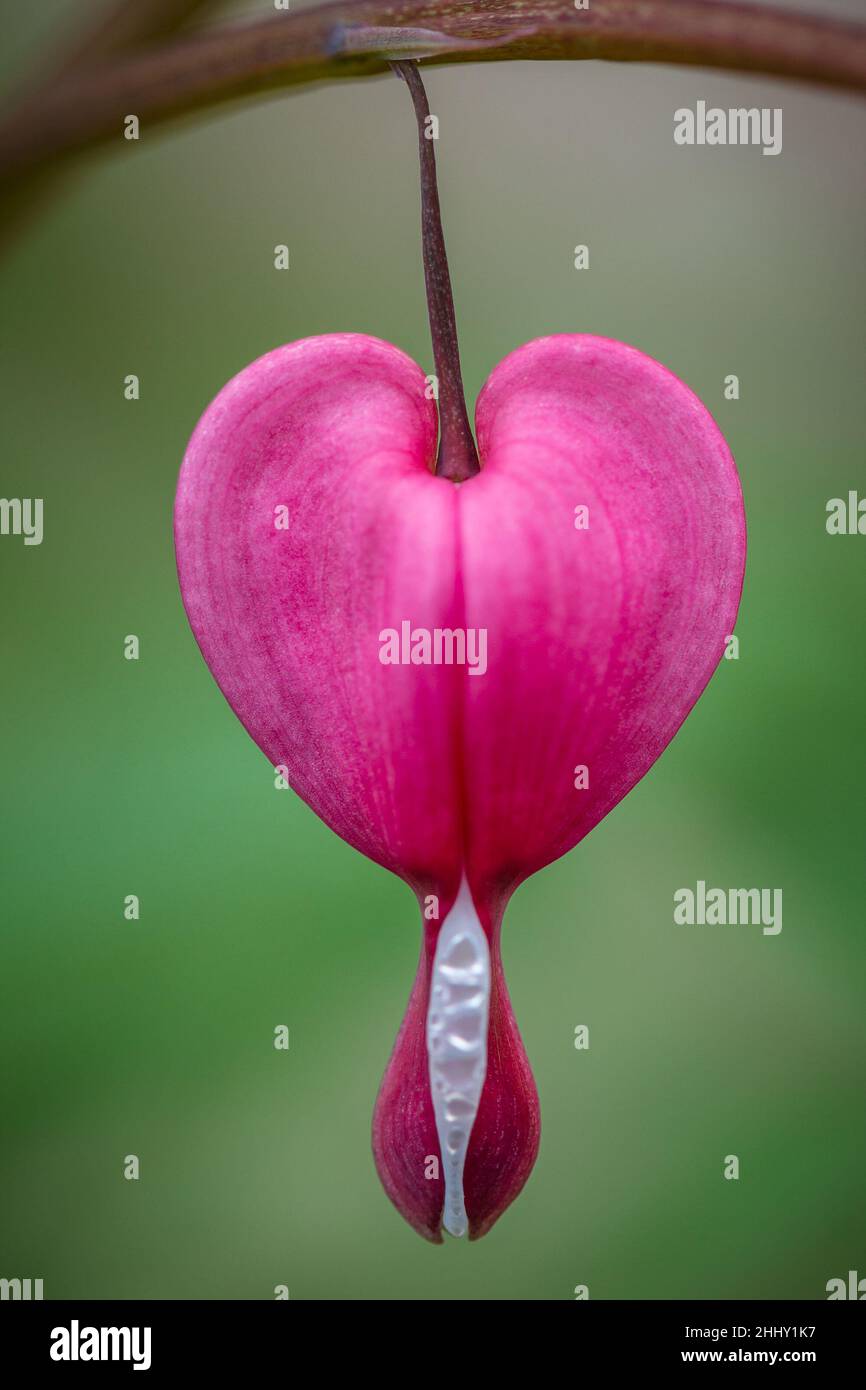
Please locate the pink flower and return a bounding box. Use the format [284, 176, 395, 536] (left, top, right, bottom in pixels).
[174, 328, 745, 1240]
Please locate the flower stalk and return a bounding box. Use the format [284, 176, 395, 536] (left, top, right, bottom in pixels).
[391, 60, 479, 482]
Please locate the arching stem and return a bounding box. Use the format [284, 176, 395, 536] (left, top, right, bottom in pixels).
[391, 60, 479, 482]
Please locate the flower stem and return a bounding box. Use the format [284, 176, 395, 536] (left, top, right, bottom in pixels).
[391, 59, 479, 483]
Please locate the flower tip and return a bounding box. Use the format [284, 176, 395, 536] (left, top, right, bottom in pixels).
[372, 888, 540, 1243]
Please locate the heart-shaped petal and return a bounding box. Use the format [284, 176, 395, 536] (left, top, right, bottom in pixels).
[175, 330, 745, 1241]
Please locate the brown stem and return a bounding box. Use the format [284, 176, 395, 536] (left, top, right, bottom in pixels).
[391, 61, 478, 483]
[0, 1, 864, 195]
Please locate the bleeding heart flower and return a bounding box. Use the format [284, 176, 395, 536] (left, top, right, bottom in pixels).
[174, 62, 745, 1243]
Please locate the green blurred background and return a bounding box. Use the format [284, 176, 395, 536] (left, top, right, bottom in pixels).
[1, 0, 864, 1300]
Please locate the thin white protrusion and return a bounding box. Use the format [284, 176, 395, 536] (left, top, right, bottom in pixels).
[426, 876, 491, 1238]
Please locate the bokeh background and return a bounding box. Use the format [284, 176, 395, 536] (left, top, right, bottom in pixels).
[1, 0, 864, 1300]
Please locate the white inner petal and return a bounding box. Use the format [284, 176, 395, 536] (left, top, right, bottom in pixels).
[426, 876, 491, 1238]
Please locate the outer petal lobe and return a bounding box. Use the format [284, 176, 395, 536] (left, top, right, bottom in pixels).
[461, 335, 746, 908]
[175, 333, 462, 905]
